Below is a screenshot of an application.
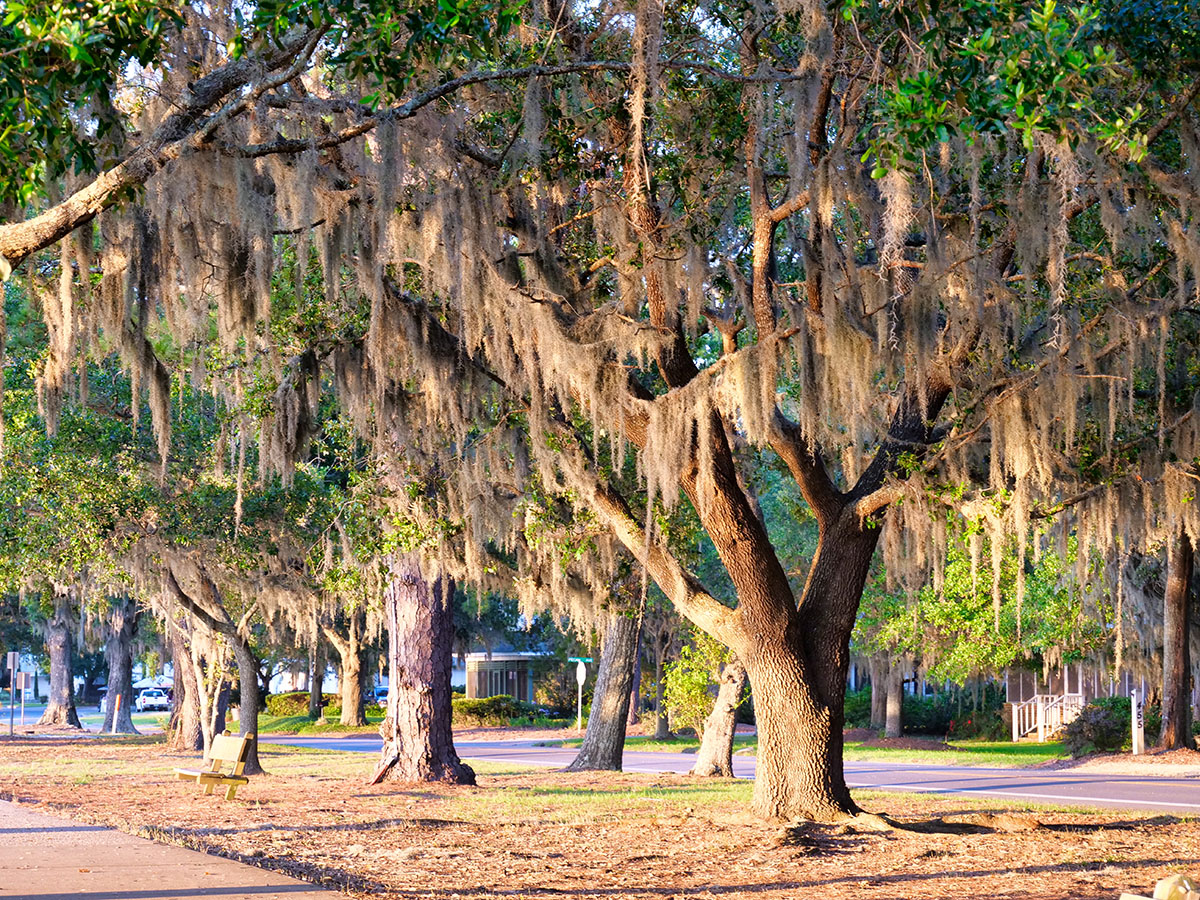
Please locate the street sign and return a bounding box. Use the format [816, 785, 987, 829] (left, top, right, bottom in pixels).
[575, 660, 587, 685]
[5, 651, 17, 671]
[574, 660, 587, 731]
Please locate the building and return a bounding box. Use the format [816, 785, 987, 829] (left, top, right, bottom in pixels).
[464, 651, 552, 704]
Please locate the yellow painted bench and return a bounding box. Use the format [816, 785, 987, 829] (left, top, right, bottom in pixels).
[175, 730, 254, 800]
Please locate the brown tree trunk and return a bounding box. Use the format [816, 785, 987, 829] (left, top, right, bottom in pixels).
[325, 610, 368, 727]
[627, 631, 642, 726]
[38, 589, 81, 728]
[885, 658, 905, 739]
[869, 656, 887, 731]
[691, 654, 747, 777]
[101, 599, 140, 734]
[376, 554, 474, 784]
[567, 609, 641, 771]
[653, 629, 671, 740]
[308, 635, 326, 719]
[232, 640, 265, 775]
[167, 624, 203, 751]
[1161, 530, 1195, 749]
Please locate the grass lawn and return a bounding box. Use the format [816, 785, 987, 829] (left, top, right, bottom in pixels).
[560, 733, 1068, 767]
[255, 712, 384, 735]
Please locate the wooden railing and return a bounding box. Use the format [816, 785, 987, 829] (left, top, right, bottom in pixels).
[1011, 693, 1086, 742]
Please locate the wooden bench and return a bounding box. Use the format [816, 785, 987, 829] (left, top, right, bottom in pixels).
[175, 730, 254, 800]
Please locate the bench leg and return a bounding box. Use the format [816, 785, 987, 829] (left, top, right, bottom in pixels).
[225, 783, 239, 801]
[203, 782, 215, 796]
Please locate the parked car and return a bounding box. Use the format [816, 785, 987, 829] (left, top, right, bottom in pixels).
[135, 688, 170, 712]
[372, 686, 389, 705]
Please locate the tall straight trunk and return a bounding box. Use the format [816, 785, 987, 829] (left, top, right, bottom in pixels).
[167, 624, 203, 751]
[692, 654, 747, 777]
[567, 609, 641, 771]
[307, 635, 326, 719]
[376, 554, 474, 784]
[627, 631, 642, 726]
[38, 589, 81, 728]
[102, 599, 140, 734]
[869, 656, 887, 730]
[653, 632, 671, 740]
[1161, 530, 1195, 749]
[884, 658, 905, 738]
[232, 640, 264, 775]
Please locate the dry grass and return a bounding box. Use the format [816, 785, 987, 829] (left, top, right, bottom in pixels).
[1, 735, 1197, 900]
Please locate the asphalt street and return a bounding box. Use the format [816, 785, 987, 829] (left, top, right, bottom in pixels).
[263, 735, 1200, 815]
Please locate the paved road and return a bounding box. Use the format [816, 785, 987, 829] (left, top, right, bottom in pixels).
[264, 735, 1200, 815]
[0, 799, 338, 900]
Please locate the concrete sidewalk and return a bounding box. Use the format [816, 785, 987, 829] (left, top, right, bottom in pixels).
[0, 799, 340, 900]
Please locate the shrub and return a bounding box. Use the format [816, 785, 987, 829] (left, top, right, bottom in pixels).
[1062, 697, 1130, 756]
[452, 694, 537, 726]
[265, 691, 334, 717]
[843, 688, 872, 728]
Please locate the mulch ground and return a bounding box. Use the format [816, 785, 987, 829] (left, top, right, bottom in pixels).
[1, 735, 1198, 900]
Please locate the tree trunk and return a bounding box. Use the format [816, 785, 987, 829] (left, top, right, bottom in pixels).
[567, 609, 641, 771]
[339, 644, 367, 727]
[232, 640, 265, 775]
[376, 554, 474, 784]
[653, 630, 671, 740]
[627, 631, 642, 726]
[884, 658, 905, 739]
[308, 635, 326, 719]
[101, 599, 140, 734]
[869, 656, 887, 731]
[167, 624, 203, 751]
[38, 590, 81, 728]
[691, 654, 747, 777]
[1161, 530, 1195, 749]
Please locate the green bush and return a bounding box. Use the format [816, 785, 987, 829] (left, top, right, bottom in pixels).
[1062, 696, 1160, 756]
[844, 688, 872, 728]
[452, 694, 537, 726]
[265, 691, 334, 717]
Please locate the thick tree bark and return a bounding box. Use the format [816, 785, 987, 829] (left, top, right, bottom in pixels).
[101, 599, 140, 734]
[566, 609, 641, 771]
[691, 654, 747, 777]
[308, 635, 326, 719]
[884, 658, 905, 739]
[1161, 530, 1195, 749]
[376, 554, 474, 784]
[232, 640, 265, 775]
[38, 590, 81, 728]
[167, 624, 203, 751]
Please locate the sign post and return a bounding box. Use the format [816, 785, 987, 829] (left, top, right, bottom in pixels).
[18, 672, 29, 727]
[1131, 688, 1145, 755]
[568, 657, 592, 732]
[6, 651, 18, 737]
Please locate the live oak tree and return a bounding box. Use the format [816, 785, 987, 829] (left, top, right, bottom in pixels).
[4, 0, 1200, 821]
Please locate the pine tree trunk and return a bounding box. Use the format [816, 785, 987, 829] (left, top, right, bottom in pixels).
[376, 554, 474, 784]
[38, 590, 81, 728]
[167, 625, 203, 751]
[869, 656, 887, 731]
[232, 640, 265, 775]
[1161, 530, 1195, 749]
[567, 610, 640, 771]
[308, 636, 326, 719]
[101, 599, 139, 734]
[691, 654, 747, 777]
[885, 659, 904, 738]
